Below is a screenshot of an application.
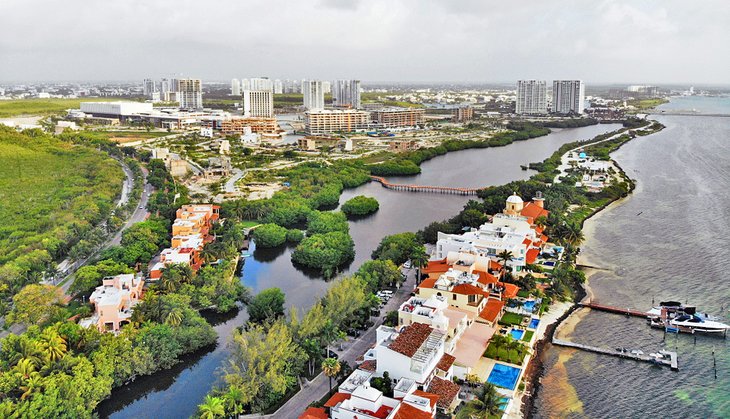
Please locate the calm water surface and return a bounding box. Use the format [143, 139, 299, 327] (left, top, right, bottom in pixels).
[98, 123, 621, 418]
[532, 97, 730, 418]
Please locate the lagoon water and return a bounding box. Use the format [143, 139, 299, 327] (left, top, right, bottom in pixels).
[531, 97, 730, 418]
[97, 123, 621, 418]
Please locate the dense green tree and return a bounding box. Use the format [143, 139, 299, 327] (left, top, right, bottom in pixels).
[306, 211, 349, 235]
[341, 196, 379, 216]
[247, 288, 286, 324]
[291, 231, 355, 276]
[355, 260, 403, 292]
[252, 223, 288, 248]
[7, 284, 64, 326]
[371, 232, 421, 265]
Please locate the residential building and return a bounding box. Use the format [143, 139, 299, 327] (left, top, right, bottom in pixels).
[371, 108, 425, 129]
[332, 79, 361, 109]
[80, 101, 153, 120]
[452, 106, 474, 123]
[435, 193, 550, 271]
[297, 136, 341, 151]
[178, 78, 203, 109]
[231, 78, 241, 96]
[552, 80, 585, 114]
[303, 80, 325, 110]
[388, 140, 418, 152]
[304, 109, 370, 134]
[273, 79, 283, 94]
[324, 370, 439, 419]
[81, 274, 145, 332]
[516, 80, 547, 115]
[149, 204, 220, 279]
[249, 77, 273, 91]
[143, 78, 157, 98]
[221, 117, 279, 135]
[243, 89, 273, 117]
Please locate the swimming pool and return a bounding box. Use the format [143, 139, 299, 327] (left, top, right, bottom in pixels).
[523, 300, 536, 311]
[510, 329, 524, 340]
[529, 318, 540, 329]
[487, 364, 522, 390]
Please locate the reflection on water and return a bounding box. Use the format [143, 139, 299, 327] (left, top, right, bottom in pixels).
[533, 102, 730, 418]
[99, 123, 622, 418]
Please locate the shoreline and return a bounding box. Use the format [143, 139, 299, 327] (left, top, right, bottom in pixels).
[518, 123, 662, 418]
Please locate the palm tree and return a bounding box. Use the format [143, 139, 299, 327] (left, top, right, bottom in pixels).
[497, 250, 514, 272]
[19, 374, 43, 400]
[223, 386, 245, 416]
[322, 358, 341, 395]
[564, 222, 585, 246]
[39, 329, 67, 364]
[198, 395, 225, 419]
[410, 246, 429, 285]
[462, 383, 507, 418]
[506, 338, 523, 365]
[9, 339, 42, 367]
[12, 358, 38, 382]
[490, 334, 507, 360]
[165, 307, 184, 326]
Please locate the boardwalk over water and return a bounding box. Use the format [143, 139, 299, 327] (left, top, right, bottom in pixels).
[579, 302, 649, 318]
[369, 176, 480, 195]
[552, 338, 679, 370]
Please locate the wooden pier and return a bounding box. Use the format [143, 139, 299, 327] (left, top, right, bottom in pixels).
[579, 302, 649, 318]
[369, 176, 480, 196]
[552, 338, 678, 371]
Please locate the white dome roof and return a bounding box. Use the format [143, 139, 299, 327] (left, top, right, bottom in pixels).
[506, 193, 523, 204]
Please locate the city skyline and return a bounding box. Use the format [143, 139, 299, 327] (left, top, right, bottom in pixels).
[1, 0, 729, 84]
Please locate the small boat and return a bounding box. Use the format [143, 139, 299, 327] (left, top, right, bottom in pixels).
[630, 349, 644, 356]
[241, 252, 252, 258]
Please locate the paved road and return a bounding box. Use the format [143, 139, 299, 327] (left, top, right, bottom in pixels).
[273, 267, 418, 418]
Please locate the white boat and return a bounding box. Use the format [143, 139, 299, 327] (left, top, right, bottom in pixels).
[669, 314, 730, 334]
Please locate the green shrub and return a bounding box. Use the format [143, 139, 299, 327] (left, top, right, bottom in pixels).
[342, 196, 380, 216]
[253, 223, 288, 248]
[286, 229, 304, 243]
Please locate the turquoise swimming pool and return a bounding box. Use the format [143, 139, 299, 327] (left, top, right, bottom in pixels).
[510, 329, 524, 340]
[529, 318, 540, 329]
[487, 363, 521, 390]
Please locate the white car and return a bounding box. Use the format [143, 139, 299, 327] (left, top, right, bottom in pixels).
[403, 261, 412, 269]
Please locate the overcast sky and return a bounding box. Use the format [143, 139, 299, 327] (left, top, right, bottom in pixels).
[1, 0, 729, 84]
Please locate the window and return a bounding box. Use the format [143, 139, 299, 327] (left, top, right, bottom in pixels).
[452, 294, 457, 300]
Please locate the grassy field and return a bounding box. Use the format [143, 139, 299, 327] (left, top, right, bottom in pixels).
[101, 131, 170, 143]
[498, 312, 525, 326]
[0, 98, 128, 118]
[483, 342, 528, 365]
[0, 126, 124, 301]
[627, 98, 669, 110]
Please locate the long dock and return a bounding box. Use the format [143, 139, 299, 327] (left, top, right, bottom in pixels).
[552, 338, 678, 371]
[369, 176, 480, 196]
[579, 302, 649, 318]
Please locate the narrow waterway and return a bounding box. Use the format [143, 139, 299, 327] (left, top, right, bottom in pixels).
[97, 123, 620, 418]
[532, 97, 730, 418]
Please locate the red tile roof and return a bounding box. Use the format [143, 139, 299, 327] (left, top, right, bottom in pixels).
[427, 377, 460, 409]
[498, 282, 520, 300]
[412, 390, 440, 409]
[522, 238, 532, 246]
[394, 402, 434, 419]
[389, 323, 434, 358]
[521, 202, 549, 222]
[489, 260, 503, 272]
[436, 353, 456, 372]
[476, 270, 499, 286]
[451, 283, 487, 296]
[299, 407, 328, 419]
[324, 392, 351, 408]
[422, 258, 449, 274]
[359, 360, 377, 372]
[479, 298, 505, 323]
[526, 248, 540, 264]
[418, 277, 437, 290]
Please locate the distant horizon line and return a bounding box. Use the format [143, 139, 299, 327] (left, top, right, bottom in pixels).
[2, 79, 729, 89]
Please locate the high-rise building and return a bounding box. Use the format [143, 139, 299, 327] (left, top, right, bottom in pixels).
[249, 77, 273, 91]
[143, 79, 157, 97]
[332, 80, 361, 109]
[273, 79, 283, 94]
[231, 79, 241, 96]
[178, 78, 203, 109]
[243, 90, 273, 117]
[516, 80, 547, 115]
[322, 81, 331, 94]
[241, 78, 251, 91]
[552, 80, 585, 114]
[302, 80, 325, 110]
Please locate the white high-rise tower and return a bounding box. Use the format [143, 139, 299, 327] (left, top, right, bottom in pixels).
[332, 80, 361, 109]
[302, 80, 325, 110]
[552, 80, 585, 114]
[516, 80, 547, 115]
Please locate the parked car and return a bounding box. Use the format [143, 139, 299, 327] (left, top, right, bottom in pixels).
[403, 260, 412, 269]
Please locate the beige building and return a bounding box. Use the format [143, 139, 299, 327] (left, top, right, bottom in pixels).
[452, 106, 474, 123]
[178, 78, 203, 109]
[243, 89, 273, 117]
[221, 117, 279, 135]
[81, 274, 144, 332]
[304, 109, 370, 134]
[371, 108, 425, 128]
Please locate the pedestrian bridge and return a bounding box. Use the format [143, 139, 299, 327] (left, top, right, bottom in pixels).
[369, 176, 480, 195]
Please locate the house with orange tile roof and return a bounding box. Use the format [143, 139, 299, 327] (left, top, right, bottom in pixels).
[325, 370, 438, 419]
[435, 193, 549, 272]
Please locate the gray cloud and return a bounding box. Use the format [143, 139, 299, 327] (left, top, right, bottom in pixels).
[1, 0, 729, 83]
